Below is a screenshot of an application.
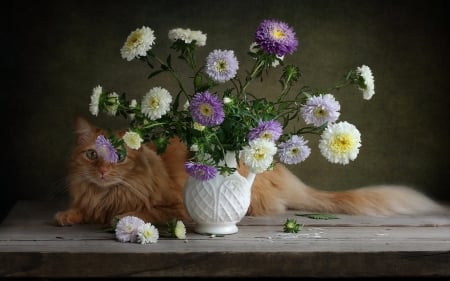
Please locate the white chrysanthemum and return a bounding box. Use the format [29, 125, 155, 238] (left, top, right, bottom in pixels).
[120, 26, 156, 61]
[168, 28, 207, 46]
[137, 223, 159, 244]
[115, 216, 145, 243]
[319, 121, 361, 165]
[128, 99, 137, 120]
[89, 85, 102, 116]
[123, 131, 143, 150]
[141, 87, 172, 120]
[242, 138, 277, 173]
[174, 220, 187, 239]
[106, 92, 120, 116]
[223, 97, 232, 104]
[356, 65, 375, 100]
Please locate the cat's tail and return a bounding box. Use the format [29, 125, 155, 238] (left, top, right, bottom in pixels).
[249, 164, 447, 216]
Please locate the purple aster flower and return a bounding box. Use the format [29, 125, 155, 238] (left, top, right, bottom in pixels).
[185, 161, 218, 181]
[248, 120, 283, 142]
[278, 135, 311, 165]
[95, 135, 119, 163]
[205, 49, 239, 83]
[300, 94, 341, 127]
[255, 19, 298, 57]
[115, 216, 145, 243]
[190, 91, 225, 127]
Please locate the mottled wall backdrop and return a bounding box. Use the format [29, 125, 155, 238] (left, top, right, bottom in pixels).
[3, 0, 449, 220]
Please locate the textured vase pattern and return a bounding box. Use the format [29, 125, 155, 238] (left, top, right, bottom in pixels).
[184, 151, 255, 235]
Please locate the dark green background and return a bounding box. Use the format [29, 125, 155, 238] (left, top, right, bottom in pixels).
[3, 0, 449, 221]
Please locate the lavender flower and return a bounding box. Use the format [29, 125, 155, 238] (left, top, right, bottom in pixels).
[115, 216, 145, 243]
[248, 120, 283, 142]
[300, 94, 341, 127]
[95, 135, 118, 163]
[190, 91, 225, 127]
[255, 19, 298, 57]
[278, 135, 311, 165]
[185, 161, 218, 181]
[205, 49, 239, 83]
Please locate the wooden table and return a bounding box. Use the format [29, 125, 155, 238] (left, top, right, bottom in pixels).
[0, 200, 449, 278]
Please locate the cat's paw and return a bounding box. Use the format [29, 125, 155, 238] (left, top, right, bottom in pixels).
[54, 209, 83, 226]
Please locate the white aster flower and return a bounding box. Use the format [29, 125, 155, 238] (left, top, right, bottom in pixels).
[319, 121, 361, 165]
[174, 220, 187, 239]
[223, 97, 232, 104]
[128, 99, 137, 120]
[89, 85, 102, 116]
[137, 222, 159, 244]
[105, 92, 120, 116]
[168, 28, 207, 46]
[123, 131, 143, 150]
[141, 87, 172, 120]
[120, 26, 156, 61]
[115, 216, 145, 243]
[242, 138, 277, 173]
[356, 65, 375, 100]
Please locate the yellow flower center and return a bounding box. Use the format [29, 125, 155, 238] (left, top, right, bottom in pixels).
[329, 133, 353, 153]
[290, 147, 299, 155]
[200, 104, 213, 117]
[215, 59, 228, 73]
[313, 106, 326, 117]
[127, 32, 142, 48]
[261, 132, 272, 140]
[148, 97, 160, 109]
[271, 28, 285, 40]
[254, 148, 266, 160]
[144, 229, 152, 238]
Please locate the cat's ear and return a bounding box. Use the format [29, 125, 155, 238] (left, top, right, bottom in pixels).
[74, 116, 96, 144]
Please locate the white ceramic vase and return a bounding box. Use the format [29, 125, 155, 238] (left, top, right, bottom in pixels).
[184, 151, 256, 235]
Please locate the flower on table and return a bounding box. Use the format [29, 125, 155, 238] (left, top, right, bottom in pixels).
[137, 222, 159, 244]
[166, 219, 187, 239]
[115, 216, 145, 243]
[283, 218, 303, 233]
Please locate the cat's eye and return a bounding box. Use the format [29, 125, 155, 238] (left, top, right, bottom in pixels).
[117, 153, 126, 163]
[86, 149, 98, 160]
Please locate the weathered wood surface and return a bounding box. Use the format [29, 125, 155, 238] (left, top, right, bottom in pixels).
[0, 200, 449, 277]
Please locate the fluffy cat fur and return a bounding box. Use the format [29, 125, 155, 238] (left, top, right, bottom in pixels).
[54, 116, 444, 226]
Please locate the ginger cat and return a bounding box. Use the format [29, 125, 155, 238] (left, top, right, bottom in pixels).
[54, 116, 444, 226]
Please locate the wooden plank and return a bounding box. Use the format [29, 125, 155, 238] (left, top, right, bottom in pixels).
[0, 200, 449, 277]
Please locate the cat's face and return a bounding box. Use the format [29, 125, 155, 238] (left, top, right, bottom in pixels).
[70, 117, 141, 188]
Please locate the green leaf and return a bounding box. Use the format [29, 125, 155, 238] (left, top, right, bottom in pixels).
[295, 213, 339, 220]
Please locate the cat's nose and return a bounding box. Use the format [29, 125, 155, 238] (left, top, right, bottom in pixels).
[99, 166, 109, 175]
